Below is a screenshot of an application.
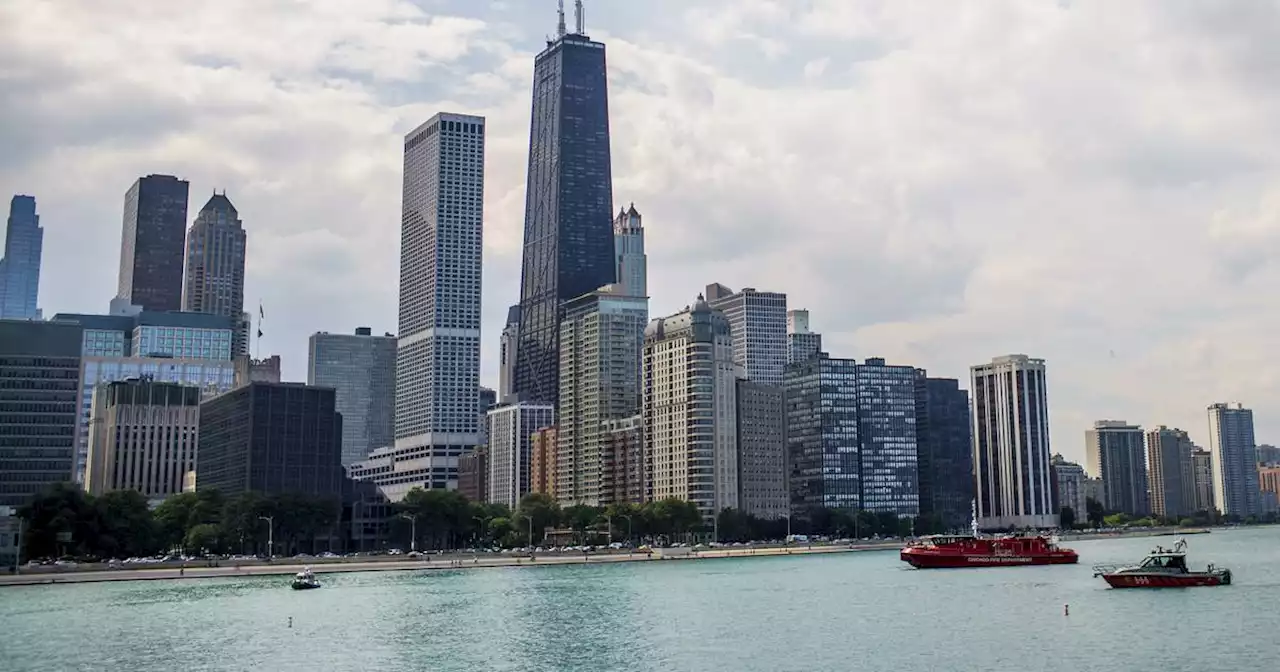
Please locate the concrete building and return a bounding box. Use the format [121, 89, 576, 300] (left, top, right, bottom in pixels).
[486, 402, 555, 509]
[735, 380, 787, 520]
[916, 375, 974, 530]
[1086, 420, 1150, 517]
[786, 353, 860, 512]
[0, 320, 82, 507]
[182, 192, 248, 355]
[234, 355, 280, 386]
[1257, 444, 1280, 466]
[498, 305, 519, 403]
[644, 296, 738, 520]
[530, 426, 557, 498]
[513, 15, 617, 408]
[971, 355, 1057, 529]
[196, 383, 344, 497]
[1051, 455, 1088, 520]
[705, 283, 787, 386]
[603, 415, 645, 505]
[478, 387, 497, 446]
[85, 380, 200, 502]
[1258, 466, 1280, 514]
[457, 446, 488, 503]
[613, 204, 646, 298]
[1084, 477, 1107, 511]
[0, 195, 43, 320]
[556, 286, 648, 506]
[856, 358, 920, 517]
[1146, 426, 1195, 519]
[308, 328, 396, 466]
[395, 113, 485, 492]
[786, 309, 821, 366]
[117, 175, 189, 312]
[1191, 448, 1215, 513]
[1206, 403, 1260, 517]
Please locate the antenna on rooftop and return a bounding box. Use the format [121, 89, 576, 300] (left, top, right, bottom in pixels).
[575, 0, 585, 35]
[556, 0, 566, 37]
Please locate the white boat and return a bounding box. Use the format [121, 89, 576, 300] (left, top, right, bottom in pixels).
[291, 567, 321, 590]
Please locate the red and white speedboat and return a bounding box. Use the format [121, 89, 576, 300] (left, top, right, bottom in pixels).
[1092, 539, 1231, 588]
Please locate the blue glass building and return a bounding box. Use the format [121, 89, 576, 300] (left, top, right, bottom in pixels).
[513, 17, 616, 406]
[0, 195, 43, 320]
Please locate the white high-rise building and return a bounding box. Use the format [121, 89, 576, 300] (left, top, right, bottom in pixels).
[613, 204, 646, 298]
[705, 283, 787, 385]
[390, 112, 485, 494]
[498, 305, 519, 403]
[487, 401, 555, 508]
[644, 295, 738, 521]
[786, 308, 822, 365]
[1206, 402, 1260, 517]
[971, 354, 1057, 529]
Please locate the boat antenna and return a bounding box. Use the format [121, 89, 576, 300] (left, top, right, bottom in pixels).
[575, 0, 585, 35]
[556, 0, 566, 38]
[1174, 537, 1187, 553]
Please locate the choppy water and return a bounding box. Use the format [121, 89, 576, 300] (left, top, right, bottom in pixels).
[1, 527, 1277, 672]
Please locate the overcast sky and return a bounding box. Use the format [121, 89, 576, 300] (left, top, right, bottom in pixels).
[3, 0, 1278, 463]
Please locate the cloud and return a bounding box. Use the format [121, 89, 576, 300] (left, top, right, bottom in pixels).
[3, 0, 1280, 462]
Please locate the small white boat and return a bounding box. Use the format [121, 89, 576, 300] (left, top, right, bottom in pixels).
[291, 567, 321, 590]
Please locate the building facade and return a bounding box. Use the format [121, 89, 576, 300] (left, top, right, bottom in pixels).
[1146, 426, 1195, 519]
[613, 204, 646, 298]
[915, 375, 974, 530]
[603, 415, 645, 505]
[1191, 448, 1215, 513]
[1085, 420, 1150, 517]
[457, 446, 488, 503]
[1051, 455, 1088, 521]
[530, 426, 558, 498]
[486, 402, 555, 509]
[1206, 403, 1260, 517]
[196, 383, 345, 497]
[0, 195, 43, 320]
[498, 305, 519, 402]
[785, 353, 859, 513]
[971, 355, 1057, 529]
[644, 297, 738, 520]
[308, 328, 396, 466]
[856, 358, 920, 517]
[182, 193, 248, 355]
[0, 320, 82, 507]
[395, 113, 485, 491]
[514, 22, 616, 408]
[1257, 444, 1280, 466]
[85, 380, 200, 502]
[735, 380, 787, 520]
[117, 174, 189, 312]
[786, 309, 821, 366]
[556, 286, 647, 506]
[705, 283, 788, 386]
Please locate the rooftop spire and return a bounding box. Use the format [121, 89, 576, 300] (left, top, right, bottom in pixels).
[575, 0, 585, 35]
[556, 0, 566, 38]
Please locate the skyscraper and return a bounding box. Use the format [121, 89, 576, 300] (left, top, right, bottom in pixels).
[1085, 420, 1150, 517]
[486, 401, 555, 509]
[182, 192, 248, 354]
[644, 296, 738, 521]
[514, 6, 616, 407]
[308, 327, 396, 466]
[498, 305, 520, 402]
[556, 286, 647, 506]
[856, 358, 920, 517]
[971, 355, 1057, 529]
[1206, 402, 1260, 517]
[1146, 426, 1195, 519]
[613, 204, 646, 298]
[705, 283, 788, 385]
[786, 309, 821, 366]
[1191, 448, 1215, 513]
[118, 175, 189, 312]
[0, 195, 43, 320]
[915, 374, 974, 529]
[1051, 454, 1088, 520]
[394, 113, 485, 491]
[85, 380, 201, 502]
[735, 380, 788, 520]
[785, 353, 860, 513]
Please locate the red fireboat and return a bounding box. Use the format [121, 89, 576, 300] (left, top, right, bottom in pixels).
[900, 507, 1078, 569]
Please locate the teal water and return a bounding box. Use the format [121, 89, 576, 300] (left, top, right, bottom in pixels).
[2, 528, 1277, 672]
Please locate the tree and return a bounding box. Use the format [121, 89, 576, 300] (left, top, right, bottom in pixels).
[184, 523, 222, 554]
[1059, 506, 1076, 530]
[96, 490, 157, 558]
[1085, 497, 1105, 528]
[516, 493, 561, 544]
[563, 504, 601, 543]
[17, 482, 102, 559]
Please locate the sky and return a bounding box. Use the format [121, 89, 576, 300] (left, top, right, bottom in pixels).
[3, 0, 1279, 465]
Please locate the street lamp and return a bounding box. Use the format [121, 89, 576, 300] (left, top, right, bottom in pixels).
[517, 514, 534, 547]
[258, 515, 274, 561]
[398, 512, 419, 552]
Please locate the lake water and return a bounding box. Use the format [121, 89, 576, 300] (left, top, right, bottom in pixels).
[2, 528, 1277, 672]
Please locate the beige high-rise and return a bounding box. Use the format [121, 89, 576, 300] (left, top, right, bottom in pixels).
[85, 379, 201, 501]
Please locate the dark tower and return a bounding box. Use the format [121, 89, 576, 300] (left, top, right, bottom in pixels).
[118, 174, 189, 312]
[513, 2, 615, 406]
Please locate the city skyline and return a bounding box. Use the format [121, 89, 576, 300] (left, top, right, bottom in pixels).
[3, 2, 1280, 464]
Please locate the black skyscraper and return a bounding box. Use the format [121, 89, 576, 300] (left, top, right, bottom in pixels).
[514, 8, 615, 406]
[915, 372, 975, 530]
[118, 174, 189, 312]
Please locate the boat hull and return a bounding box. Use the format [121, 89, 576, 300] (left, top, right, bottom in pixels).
[901, 548, 1079, 568]
[1100, 571, 1229, 588]
[291, 582, 321, 590]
